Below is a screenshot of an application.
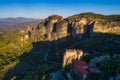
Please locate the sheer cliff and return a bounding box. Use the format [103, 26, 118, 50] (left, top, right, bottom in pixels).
[22, 13, 120, 42]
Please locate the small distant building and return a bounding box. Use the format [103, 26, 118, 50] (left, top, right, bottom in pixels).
[71, 60, 101, 80]
[62, 49, 102, 80]
[63, 49, 83, 67]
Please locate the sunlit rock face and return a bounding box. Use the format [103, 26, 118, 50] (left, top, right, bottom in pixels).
[45, 15, 63, 40]
[26, 24, 46, 41]
[55, 20, 68, 39]
[93, 20, 120, 34]
[25, 15, 65, 41]
[68, 18, 96, 38]
[24, 14, 120, 42]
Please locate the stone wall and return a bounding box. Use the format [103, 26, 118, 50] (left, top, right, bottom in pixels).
[63, 49, 83, 67]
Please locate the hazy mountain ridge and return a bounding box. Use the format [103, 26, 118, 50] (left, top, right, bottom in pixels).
[0, 17, 39, 23]
[0, 20, 40, 31]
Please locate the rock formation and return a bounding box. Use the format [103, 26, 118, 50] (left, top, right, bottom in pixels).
[71, 18, 88, 38]
[93, 20, 120, 34]
[22, 13, 120, 42]
[63, 49, 83, 67]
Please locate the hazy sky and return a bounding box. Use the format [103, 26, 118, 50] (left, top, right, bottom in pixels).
[0, 0, 120, 18]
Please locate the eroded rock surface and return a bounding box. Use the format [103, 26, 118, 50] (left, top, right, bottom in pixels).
[21, 14, 120, 42]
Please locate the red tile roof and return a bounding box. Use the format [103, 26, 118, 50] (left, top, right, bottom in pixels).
[73, 60, 89, 75]
[74, 65, 89, 75]
[74, 60, 88, 66]
[79, 68, 89, 75]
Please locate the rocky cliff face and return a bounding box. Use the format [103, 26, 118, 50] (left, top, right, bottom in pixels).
[24, 15, 68, 41]
[94, 20, 120, 34]
[22, 14, 120, 42]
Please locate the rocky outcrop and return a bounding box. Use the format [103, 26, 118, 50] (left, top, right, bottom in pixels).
[55, 20, 68, 39]
[23, 14, 120, 42]
[94, 20, 120, 34]
[71, 18, 87, 38]
[20, 35, 29, 41]
[25, 15, 67, 41]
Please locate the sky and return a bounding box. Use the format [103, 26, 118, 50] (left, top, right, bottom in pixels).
[0, 0, 120, 18]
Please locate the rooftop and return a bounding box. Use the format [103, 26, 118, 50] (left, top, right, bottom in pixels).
[74, 60, 88, 66]
[73, 60, 89, 75]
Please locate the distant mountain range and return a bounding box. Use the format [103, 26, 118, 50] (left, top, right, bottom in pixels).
[0, 17, 39, 23]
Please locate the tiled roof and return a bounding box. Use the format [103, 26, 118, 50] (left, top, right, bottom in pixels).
[74, 65, 89, 75]
[79, 68, 89, 75]
[73, 60, 89, 75]
[74, 60, 88, 66]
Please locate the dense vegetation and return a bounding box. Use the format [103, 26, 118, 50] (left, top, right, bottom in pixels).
[99, 55, 120, 80]
[0, 30, 32, 79]
[0, 31, 120, 80]
[68, 12, 120, 21]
